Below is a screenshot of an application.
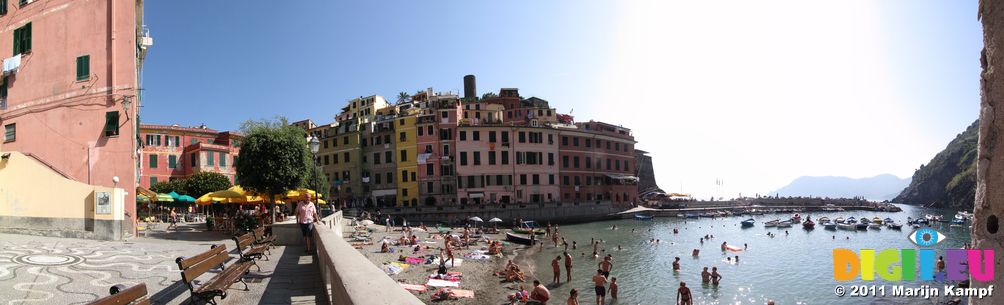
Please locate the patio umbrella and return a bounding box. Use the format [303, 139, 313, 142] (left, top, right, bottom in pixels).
[167, 191, 181, 200]
[469, 216, 484, 222]
[197, 186, 251, 205]
[136, 195, 151, 203]
[155, 193, 174, 202]
[177, 195, 196, 203]
[277, 188, 322, 200]
[317, 198, 327, 204]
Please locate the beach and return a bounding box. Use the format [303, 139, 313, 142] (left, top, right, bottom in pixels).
[346, 221, 534, 304]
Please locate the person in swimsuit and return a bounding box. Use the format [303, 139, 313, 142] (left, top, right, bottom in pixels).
[564, 251, 574, 282]
[711, 267, 722, 286]
[567, 288, 580, 305]
[598, 256, 613, 277]
[701, 267, 711, 283]
[672, 257, 681, 271]
[592, 269, 608, 305]
[677, 281, 692, 305]
[609, 277, 618, 299]
[552, 256, 562, 284]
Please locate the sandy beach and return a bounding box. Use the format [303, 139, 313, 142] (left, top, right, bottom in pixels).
[345, 221, 542, 304]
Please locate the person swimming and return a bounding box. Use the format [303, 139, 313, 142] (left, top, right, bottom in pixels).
[672, 257, 681, 271]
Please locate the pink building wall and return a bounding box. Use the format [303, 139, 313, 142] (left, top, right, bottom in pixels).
[138, 124, 241, 190]
[0, 0, 142, 234]
[558, 121, 638, 206]
[455, 125, 559, 204]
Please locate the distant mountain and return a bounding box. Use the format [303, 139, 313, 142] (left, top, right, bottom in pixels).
[893, 120, 978, 209]
[770, 174, 910, 201]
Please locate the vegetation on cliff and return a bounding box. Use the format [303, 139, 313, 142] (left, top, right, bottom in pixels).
[892, 120, 978, 209]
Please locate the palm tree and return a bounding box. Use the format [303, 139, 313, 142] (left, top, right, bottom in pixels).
[397, 92, 411, 104]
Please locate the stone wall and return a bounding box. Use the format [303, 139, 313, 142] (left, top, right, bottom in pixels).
[973, 1, 1004, 303]
[349, 200, 626, 225]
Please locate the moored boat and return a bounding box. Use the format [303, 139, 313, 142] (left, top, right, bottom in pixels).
[791, 213, 801, 222]
[818, 217, 830, 223]
[764, 220, 779, 227]
[802, 219, 815, 229]
[835, 217, 846, 224]
[741, 219, 756, 227]
[512, 221, 545, 235]
[837, 223, 855, 230]
[859, 217, 871, 224]
[634, 214, 654, 221]
[505, 232, 535, 245]
[685, 213, 700, 219]
[887, 223, 903, 230]
[872, 217, 883, 225]
[777, 220, 793, 228]
[868, 223, 882, 230]
[824, 222, 837, 230]
[846, 217, 857, 224]
[883, 217, 894, 224]
[855, 223, 868, 230]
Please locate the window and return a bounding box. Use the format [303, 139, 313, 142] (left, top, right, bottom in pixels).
[411, 171, 416, 182]
[386, 172, 393, 184]
[191, 139, 198, 145]
[501, 151, 509, 165]
[460, 152, 468, 166]
[548, 153, 554, 166]
[400, 132, 406, 141]
[426, 164, 434, 176]
[473, 131, 480, 141]
[402, 170, 408, 182]
[190, 153, 197, 167]
[443, 144, 450, 156]
[149, 154, 158, 168]
[585, 138, 591, 148]
[417, 127, 423, 136]
[573, 137, 579, 146]
[150, 177, 158, 186]
[442, 111, 448, 118]
[574, 156, 580, 168]
[459, 131, 467, 141]
[385, 151, 392, 163]
[207, 152, 215, 166]
[563, 156, 569, 168]
[343, 136, 349, 145]
[488, 151, 496, 165]
[616, 142, 621, 151]
[518, 132, 526, 143]
[562, 136, 569, 146]
[574, 176, 581, 186]
[324, 155, 329, 165]
[473, 151, 481, 165]
[220, 152, 227, 167]
[1, 76, 8, 103]
[76, 55, 90, 81]
[12, 22, 31, 55]
[586, 157, 592, 169]
[104, 111, 120, 137]
[532, 174, 540, 185]
[520, 174, 527, 185]
[489, 131, 496, 142]
[502, 131, 509, 143]
[0, 0, 7, 15]
[400, 150, 407, 162]
[168, 155, 177, 169]
[373, 153, 380, 165]
[549, 174, 555, 185]
[563, 175, 570, 185]
[3, 123, 13, 142]
[375, 173, 382, 184]
[607, 159, 612, 170]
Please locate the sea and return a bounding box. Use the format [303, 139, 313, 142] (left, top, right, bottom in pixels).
[522, 204, 973, 305]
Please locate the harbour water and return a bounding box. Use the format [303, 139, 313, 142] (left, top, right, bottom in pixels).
[523, 204, 971, 305]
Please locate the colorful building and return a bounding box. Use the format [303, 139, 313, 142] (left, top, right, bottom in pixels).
[556, 121, 638, 206]
[395, 107, 419, 207]
[0, 0, 148, 237]
[138, 124, 241, 188]
[414, 89, 460, 207]
[327, 95, 389, 207]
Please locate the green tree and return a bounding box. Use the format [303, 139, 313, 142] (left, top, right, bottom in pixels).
[397, 91, 411, 104]
[235, 117, 311, 202]
[150, 180, 186, 195]
[303, 164, 330, 200]
[184, 172, 233, 198]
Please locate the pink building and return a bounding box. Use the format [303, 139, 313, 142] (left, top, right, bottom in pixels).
[455, 121, 560, 205]
[413, 89, 461, 206]
[557, 121, 638, 206]
[0, 0, 146, 234]
[138, 124, 241, 189]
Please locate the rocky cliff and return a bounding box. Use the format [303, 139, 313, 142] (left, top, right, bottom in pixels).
[892, 120, 978, 209]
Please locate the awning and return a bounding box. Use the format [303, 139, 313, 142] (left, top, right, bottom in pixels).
[469, 192, 484, 199]
[605, 174, 640, 182]
[136, 186, 157, 198]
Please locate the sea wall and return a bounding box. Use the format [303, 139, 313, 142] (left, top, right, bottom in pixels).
[348, 201, 627, 225]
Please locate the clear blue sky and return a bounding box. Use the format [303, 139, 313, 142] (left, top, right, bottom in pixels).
[142, 0, 982, 198]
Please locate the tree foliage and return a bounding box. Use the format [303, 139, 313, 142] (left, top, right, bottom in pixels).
[236, 117, 312, 198]
[150, 180, 185, 195]
[303, 164, 330, 199]
[185, 172, 233, 198]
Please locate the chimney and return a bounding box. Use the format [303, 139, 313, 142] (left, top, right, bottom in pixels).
[463, 75, 477, 100]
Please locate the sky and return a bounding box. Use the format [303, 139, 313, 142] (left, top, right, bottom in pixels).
[141, 0, 982, 199]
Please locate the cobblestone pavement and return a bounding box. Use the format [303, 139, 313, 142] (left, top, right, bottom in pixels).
[0, 223, 326, 305]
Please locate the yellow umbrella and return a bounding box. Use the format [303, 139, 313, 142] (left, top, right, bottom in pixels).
[279, 188, 322, 200]
[196, 185, 250, 205]
[317, 198, 327, 204]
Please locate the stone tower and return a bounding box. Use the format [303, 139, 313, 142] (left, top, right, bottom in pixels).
[973, 1, 1004, 303]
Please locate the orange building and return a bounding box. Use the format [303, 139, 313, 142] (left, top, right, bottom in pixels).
[138, 124, 241, 188]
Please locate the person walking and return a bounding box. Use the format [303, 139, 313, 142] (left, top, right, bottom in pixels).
[167, 208, 178, 230]
[592, 269, 608, 305]
[296, 193, 320, 253]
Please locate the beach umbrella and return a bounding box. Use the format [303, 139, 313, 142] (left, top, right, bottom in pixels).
[155, 193, 174, 202]
[167, 191, 181, 200]
[136, 195, 151, 203]
[469, 216, 484, 222]
[177, 195, 196, 203]
[488, 218, 502, 223]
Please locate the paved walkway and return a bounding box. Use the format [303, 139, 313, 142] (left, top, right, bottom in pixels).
[0, 223, 327, 305]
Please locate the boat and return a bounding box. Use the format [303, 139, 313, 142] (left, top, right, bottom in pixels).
[855, 223, 868, 230]
[512, 221, 545, 235]
[835, 217, 846, 224]
[764, 220, 779, 227]
[802, 219, 815, 229]
[791, 213, 801, 222]
[887, 223, 903, 230]
[676, 214, 685, 218]
[685, 213, 700, 219]
[634, 214, 654, 221]
[741, 219, 756, 227]
[777, 220, 793, 228]
[837, 223, 855, 230]
[823, 222, 837, 230]
[957, 211, 974, 220]
[846, 217, 857, 224]
[505, 232, 535, 245]
[859, 217, 871, 224]
[884, 217, 894, 224]
[872, 217, 883, 225]
[818, 217, 830, 223]
[868, 223, 882, 230]
[951, 218, 966, 225]
[912, 224, 921, 229]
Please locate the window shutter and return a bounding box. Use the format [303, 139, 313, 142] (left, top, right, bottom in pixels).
[23, 23, 30, 52]
[12, 27, 19, 54]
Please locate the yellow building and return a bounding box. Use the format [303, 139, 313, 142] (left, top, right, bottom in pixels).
[396, 108, 419, 207]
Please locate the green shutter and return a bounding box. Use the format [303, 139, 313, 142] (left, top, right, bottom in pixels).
[168, 155, 177, 168]
[1, 76, 7, 99]
[76, 56, 90, 81]
[150, 177, 157, 186]
[23, 22, 30, 52]
[149, 154, 157, 168]
[104, 111, 119, 136]
[12, 27, 19, 54]
[0, 1, 7, 15]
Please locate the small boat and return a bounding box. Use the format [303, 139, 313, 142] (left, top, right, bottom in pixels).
[855, 223, 868, 230]
[505, 232, 535, 245]
[802, 219, 815, 230]
[676, 214, 685, 218]
[868, 223, 882, 230]
[818, 217, 830, 223]
[837, 223, 855, 230]
[512, 221, 545, 235]
[887, 223, 903, 230]
[741, 219, 756, 227]
[791, 213, 801, 222]
[912, 224, 921, 229]
[883, 217, 894, 224]
[685, 213, 700, 219]
[634, 214, 654, 221]
[859, 217, 871, 224]
[872, 217, 883, 225]
[764, 220, 779, 227]
[777, 220, 793, 228]
[846, 217, 858, 224]
[957, 211, 974, 220]
[951, 218, 966, 225]
[823, 222, 837, 230]
[835, 217, 845, 224]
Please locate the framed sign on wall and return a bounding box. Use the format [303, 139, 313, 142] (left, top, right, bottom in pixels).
[95, 191, 111, 215]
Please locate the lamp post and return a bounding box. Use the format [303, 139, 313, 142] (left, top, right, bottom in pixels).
[308, 135, 321, 209]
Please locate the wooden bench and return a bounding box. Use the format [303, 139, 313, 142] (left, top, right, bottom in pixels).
[175, 244, 252, 305]
[234, 232, 269, 272]
[252, 226, 275, 254]
[84, 283, 149, 305]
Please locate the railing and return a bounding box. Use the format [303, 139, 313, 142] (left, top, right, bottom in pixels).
[313, 211, 423, 305]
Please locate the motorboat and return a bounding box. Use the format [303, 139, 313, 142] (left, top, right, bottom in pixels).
[868, 223, 882, 230]
[686, 213, 700, 219]
[856, 223, 868, 230]
[777, 220, 793, 228]
[505, 232, 535, 245]
[741, 219, 756, 227]
[802, 219, 815, 230]
[764, 220, 780, 227]
[634, 214, 654, 221]
[818, 217, 830, 223]
[884, 217, 894, 224]
[846, 217, 858, 224]
[512, 221, 545, 235]
[951, 218, 966, 225]
[887, 223, 903, 230]
[823, 222, 837, 230]
[872, 217, 883, 225]
[957, 211, 974, 220]
[676, 214, 685, 218]
[835, 217, 846, 224]
[859, 217, 871, 224]
[791, 213, 802, 222]
[837, 223, 855, 230]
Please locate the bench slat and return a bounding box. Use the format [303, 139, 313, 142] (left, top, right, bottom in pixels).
[177, 245, 226, 270]
[85, 283, 147, 305]
[182, 251, 228, 285]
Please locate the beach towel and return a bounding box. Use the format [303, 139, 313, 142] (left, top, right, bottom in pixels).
[431, 258, 463, 267]
[464, 253, 491, 261]
[399, 283, 427, 292]
[405, 257, 424, 264]
[429, 273, 462, 282]
[451, 289, 475, 299]
[426, 279, 460, 287]
[384, 265, 404, 275]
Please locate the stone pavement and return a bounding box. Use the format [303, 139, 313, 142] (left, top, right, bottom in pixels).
[0, 223, 327, 305]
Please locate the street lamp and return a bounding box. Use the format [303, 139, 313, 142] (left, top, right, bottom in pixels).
[308, 135, 321, 208]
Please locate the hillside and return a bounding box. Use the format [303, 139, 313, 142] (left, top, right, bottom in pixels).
[770, 174, 910, 201]
[892, 120, 978, 209]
